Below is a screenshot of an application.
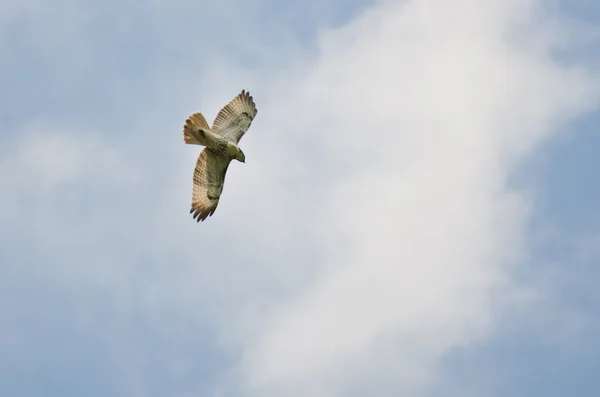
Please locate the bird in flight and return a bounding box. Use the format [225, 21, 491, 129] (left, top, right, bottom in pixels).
[183, 89, 258, 222]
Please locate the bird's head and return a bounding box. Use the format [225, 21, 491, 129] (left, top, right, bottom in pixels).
[235, 148, 246, 163]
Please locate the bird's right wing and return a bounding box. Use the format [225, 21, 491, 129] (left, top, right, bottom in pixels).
[211, 90, 258, 145]
[190, 149, 232, 222]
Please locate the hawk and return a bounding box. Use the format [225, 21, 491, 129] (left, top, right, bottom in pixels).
[183, 89, 258, 222]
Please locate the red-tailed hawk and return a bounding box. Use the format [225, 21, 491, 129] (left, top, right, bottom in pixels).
[183, 90, 257, 222]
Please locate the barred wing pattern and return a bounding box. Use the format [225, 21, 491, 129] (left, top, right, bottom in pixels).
[190, 149, 232, 222]
[211, 89, 258, 144]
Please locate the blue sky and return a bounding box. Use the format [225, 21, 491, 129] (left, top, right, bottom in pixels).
[1, 0, 599, 396]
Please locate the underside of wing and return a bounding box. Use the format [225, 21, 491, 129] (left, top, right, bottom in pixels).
[190, 149, 232, 222]
[211, 89, 258, 145]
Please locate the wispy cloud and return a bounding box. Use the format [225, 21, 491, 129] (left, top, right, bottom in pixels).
[205, 1, 599, 396]
[1, 0, 599, 396]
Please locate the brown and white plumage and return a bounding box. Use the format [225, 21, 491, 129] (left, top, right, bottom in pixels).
[182, 89, 258, 222]
[211, 89, 257, 144]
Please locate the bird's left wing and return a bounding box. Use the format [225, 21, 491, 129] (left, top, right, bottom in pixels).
[190, 148, 232, 222]
[211, 90, 258, 145]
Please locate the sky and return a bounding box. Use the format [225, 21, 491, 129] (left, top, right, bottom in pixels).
[1, 0, 599, 396]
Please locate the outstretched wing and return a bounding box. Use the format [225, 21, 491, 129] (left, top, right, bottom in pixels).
[190, 149, 232, 222]
[211, 89, 258, 145]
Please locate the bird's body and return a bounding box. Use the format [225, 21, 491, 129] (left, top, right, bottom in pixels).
[182, 90, 257, 222]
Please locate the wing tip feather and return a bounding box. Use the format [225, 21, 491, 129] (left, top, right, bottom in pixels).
[190, 200, 219, 222]
[240, 89, 257, 115]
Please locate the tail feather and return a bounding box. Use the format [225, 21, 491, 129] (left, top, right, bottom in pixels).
[183, 112, 212, 145]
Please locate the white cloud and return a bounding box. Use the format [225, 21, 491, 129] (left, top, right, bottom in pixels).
[189, 0, 599, 396]
[0, 126, 147, 285]
[1, 0, 599, 396]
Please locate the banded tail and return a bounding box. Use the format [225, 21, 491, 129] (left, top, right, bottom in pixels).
[183, 112, 212, 145]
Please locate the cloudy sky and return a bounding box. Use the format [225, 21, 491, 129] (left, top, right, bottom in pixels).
[1, 0, 600, 396]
